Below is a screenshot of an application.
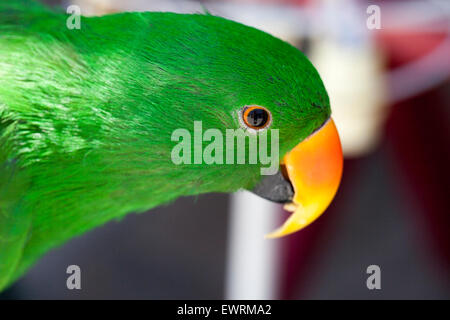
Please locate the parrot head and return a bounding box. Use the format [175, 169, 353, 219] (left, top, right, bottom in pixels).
[137, 13, 344, 237]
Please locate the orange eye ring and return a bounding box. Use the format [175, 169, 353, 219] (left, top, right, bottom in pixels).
[241, 105, 272, 130]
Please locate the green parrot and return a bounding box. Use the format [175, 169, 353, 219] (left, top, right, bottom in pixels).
[0, 0, 343, 291]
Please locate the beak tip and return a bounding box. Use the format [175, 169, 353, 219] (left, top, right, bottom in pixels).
[264, 231, 281, 239]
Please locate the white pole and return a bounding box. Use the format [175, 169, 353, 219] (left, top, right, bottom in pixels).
[225, 190, 282, 300]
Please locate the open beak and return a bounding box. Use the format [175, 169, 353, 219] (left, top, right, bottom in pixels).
[251, 118, 343, 238]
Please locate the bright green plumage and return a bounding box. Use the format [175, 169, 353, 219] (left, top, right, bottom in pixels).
[0, 0, 329, 290]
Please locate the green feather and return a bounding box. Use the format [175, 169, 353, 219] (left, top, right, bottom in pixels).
[0, 0, 330, 290]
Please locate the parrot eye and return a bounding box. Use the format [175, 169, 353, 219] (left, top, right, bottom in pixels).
[241, 105, 272, 130]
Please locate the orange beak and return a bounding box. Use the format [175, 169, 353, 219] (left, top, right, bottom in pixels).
[266, 118, 343, 238]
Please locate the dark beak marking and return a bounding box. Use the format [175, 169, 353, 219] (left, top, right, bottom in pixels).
[250, 169, 294, 203]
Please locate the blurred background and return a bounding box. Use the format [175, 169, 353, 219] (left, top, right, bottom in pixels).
[1, 0, 449, 299]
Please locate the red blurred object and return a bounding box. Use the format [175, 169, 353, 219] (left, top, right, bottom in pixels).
[387, 80, 450, 269]
[280, 28, 449, 299]
[377, 31, 448, 69]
